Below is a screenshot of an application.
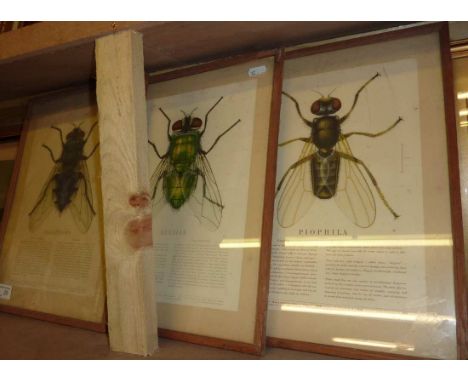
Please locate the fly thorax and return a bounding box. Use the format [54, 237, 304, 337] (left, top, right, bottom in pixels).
[62, 141, 84, 167]
[312, 116, 340, 151]
[169, 132, 200, 170]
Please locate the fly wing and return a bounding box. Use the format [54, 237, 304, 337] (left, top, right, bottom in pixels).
[28, 166, 57, 232]
[276, 140, 316, 228]
[335, 136, 376, 228]
[149, 157, 171, 215]
[69, 160, 96, 233]
[188, 154, 223, 231]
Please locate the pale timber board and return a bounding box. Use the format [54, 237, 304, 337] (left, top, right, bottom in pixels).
[95, 30, 158, 356]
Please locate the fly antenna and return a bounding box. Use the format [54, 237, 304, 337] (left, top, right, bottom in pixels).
[328, 88, 337, 97]
[180, 110, 187, 117]
[311, 89, 324, 97]
[189, 107, 198, 116]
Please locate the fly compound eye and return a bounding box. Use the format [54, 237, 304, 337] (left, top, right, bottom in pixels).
[172, 120, 183, 131]
[311, 101, 321, 115]
[190, 118, 202, 129]
[331, 98, 342, 112]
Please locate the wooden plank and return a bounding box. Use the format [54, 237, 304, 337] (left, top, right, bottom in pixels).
[95, 30, 158, 356]
[0, 21, 404, 64]
[0, 22, 409, 101]
[0, 21, 156, 62]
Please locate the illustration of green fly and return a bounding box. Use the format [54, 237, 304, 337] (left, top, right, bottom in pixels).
[277, 72, 403, 228]
[148, 96, 240, 229]
[29, 122, 99, 233]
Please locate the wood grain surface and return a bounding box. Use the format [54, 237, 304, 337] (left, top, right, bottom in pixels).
[95, 30, 158, 356]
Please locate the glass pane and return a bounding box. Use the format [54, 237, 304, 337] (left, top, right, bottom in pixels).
[268, 32, 458, 359]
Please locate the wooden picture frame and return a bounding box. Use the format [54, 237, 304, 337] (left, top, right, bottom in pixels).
[0, 84, 106, 332]
[146, 50, 282, 354]
[0, 138, 19, 223]
[451, 32, 468, 356]
[266, 22, 467, 360]
[0, 101, 24, 223]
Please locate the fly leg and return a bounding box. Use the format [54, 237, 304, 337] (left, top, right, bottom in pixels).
[78, 173, 96, 215]
[84, 121, 98, 143]
[282, 91, 313, 127]
[338, 151, 399, 218]
[204, 119, 241, 155]
[340, 72, 380, 124]
[148, 140, 166, 160]
[276, 154, 315, 194]
[201, 96, 224, 135]
[50, 125, 65, 145]
[279, 137, 311, 147]
[197, 169, 224, 210]
[343, 117, 403, 139]
[42, 144, 59, 163]
[159, 107, 172, 140]
[151, 108, 172, 159]
[83, 143, 99, 160]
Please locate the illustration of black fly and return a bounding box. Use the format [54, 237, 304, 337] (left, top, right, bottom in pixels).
[29, 122, 99, 233]
[277, 72, 403, 228]
[148, 96, 240, 230]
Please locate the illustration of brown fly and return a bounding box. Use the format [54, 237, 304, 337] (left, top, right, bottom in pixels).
[276, 72, 403, 228]
[29, 122, 99, 233]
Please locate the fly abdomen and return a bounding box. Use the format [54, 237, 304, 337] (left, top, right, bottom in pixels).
[164, 169, 198, 209]
[311, 151, 340, 199]
[53, 171, 80, 212]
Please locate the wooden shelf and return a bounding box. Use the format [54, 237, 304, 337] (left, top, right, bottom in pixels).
[0, 21, 409, 101]
[0, 312, 340, 359]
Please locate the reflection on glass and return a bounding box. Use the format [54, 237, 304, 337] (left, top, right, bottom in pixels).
[459, 91, 468, 129]
[219, 238, 261, 249]
[280, 303, 455, 324]
[284, 234, 453, 248]
[332, 337, 415, 351]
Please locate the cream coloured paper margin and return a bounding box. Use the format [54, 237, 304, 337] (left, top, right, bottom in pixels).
[0, 88, 105, 324]
[270, 57, 426, 313]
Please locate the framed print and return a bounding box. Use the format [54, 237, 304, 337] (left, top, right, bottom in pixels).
[147, 52, 279, 354]
[266, 23, 467, 359]
[0, 86, 106, 331]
